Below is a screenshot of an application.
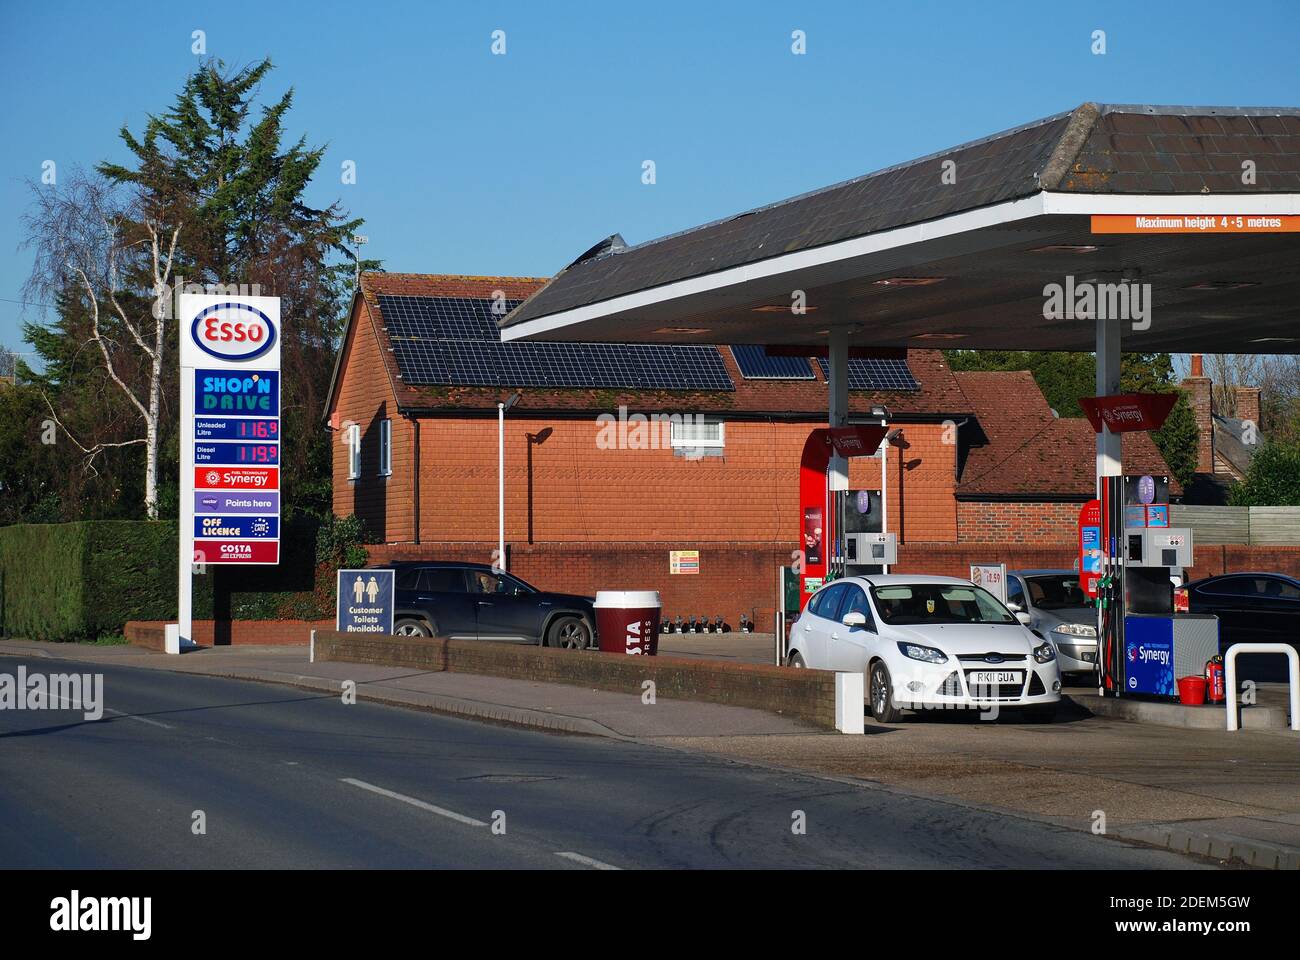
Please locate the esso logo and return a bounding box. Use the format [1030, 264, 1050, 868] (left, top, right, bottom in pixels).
[191, 302, 276, 361]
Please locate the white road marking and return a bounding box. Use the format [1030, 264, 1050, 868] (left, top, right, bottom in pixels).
[555, 851, 621, 870]
[104, 707, 174, 729]
[340, 778, 488, 827]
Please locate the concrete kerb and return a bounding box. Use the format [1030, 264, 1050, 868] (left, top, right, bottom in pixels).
[1067, 691, 1294, 735]
[1107, 823, 1300, 871]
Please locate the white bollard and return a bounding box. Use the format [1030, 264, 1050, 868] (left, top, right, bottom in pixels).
[1225, 642, 1300, 733]
[164, 623, 180, 656]
[835, 672, 865, 734]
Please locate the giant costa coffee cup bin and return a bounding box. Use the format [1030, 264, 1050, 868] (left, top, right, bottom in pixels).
[594, 590, 662, 655]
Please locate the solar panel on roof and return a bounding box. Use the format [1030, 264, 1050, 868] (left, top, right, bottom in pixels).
[815, 357, 919, 391]
[377, 295, 735, 392]
[730, 345, 816, 380]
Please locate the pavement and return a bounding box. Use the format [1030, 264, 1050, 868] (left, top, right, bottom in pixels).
[2, 635, 1298, 868]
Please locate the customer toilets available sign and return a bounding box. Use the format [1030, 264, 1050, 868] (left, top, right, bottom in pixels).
[336, 570, 395, 634]
[180, 295, 282, 566]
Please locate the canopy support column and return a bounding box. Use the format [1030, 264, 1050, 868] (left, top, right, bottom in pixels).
[1096, 314, 1122, 490]
[827, 329, 849, 490]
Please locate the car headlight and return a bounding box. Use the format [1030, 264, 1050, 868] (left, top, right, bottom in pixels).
[1052, 623, 1097, 638]
[897, 642, 947, 664]
[1033, 641, 1057, 664]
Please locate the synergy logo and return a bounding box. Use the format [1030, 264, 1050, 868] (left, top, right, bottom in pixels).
[194, 467, 279, 490]
[190, 301, 276, 361]
[1130, 644, 1171, 666]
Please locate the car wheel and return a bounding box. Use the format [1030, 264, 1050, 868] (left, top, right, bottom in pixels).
[393, 617, 432, 638]
[786, 651, 806, 668]
[869, 661, 902, 723]
[547, 615, 591, 650]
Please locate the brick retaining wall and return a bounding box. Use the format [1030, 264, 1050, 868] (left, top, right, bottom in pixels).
[312, 629, 838, 729]
[125, 619, 331, 648]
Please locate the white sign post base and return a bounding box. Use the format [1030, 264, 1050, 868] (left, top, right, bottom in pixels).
[835, 672, 865, 734]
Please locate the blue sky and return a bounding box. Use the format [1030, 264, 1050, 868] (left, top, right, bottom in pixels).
[2, 0, 1297, 351]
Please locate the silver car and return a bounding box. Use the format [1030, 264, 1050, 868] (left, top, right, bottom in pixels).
[1006, 570, 1098, 678]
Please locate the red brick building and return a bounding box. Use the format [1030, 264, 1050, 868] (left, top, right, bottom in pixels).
[325, 273, 1174, 628]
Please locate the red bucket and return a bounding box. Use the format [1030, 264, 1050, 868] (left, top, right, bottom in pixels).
[1177, 675, 1207, 706]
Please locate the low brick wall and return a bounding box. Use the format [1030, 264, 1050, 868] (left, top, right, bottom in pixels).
[312, 629, 839, 729]
[125, 619, 330, 648]
[1187, 545, 1300, 580]
[126, 622, 168, 651]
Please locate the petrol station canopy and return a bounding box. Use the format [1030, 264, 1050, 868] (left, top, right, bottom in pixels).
[500, 103, 1300, 355]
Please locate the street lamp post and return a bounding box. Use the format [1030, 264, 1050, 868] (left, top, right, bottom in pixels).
[870, 405, 894, 574]
[498, 392, 522, 571]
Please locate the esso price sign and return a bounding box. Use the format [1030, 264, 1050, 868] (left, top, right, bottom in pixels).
[191, 302, 277, 362]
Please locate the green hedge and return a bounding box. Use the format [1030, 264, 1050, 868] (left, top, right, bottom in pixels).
[0, 521, 179, 641]
[0, 516, 367, 641]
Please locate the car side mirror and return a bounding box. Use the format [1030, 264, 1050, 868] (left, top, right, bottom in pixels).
[842, 611, 867, 628]
[1015, 611, 1032, 626]
[1006, 600, 1022, 612]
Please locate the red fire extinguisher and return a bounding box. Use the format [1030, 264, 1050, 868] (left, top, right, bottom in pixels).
[1205, 656, 1225, 704]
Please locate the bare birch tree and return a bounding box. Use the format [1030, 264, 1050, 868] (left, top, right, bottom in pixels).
[23, 168, 182, 519]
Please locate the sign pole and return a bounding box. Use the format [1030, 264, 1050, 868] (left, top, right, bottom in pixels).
[177, 365, 196, 652]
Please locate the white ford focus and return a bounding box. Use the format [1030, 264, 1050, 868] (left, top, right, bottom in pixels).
[787, 575, 1062, 722]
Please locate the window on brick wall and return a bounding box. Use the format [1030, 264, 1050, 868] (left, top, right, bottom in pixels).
[347, 422, 361, 480]
[379, 419, 392, 477]
[670, 416, 725, 458]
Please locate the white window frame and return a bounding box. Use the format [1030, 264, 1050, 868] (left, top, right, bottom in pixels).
[378, 419, 392, 477]
[347, 422, 361, 480]
[669, 416, 725, 451]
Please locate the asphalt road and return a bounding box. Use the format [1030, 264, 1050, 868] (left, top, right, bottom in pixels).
[0, 655, 1212, 869]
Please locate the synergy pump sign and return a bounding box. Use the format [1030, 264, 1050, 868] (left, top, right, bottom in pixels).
[174, 294, 283, 649]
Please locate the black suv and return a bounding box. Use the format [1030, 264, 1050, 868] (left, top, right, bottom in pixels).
[387, 562, 596, 649]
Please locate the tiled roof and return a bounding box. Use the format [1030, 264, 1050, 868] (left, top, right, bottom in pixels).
[362, 272, 550, 301]
[349, 273, 975, 418]
[1212, 416, 1258, 477]
[504, 102, 1300, 330]
[954, 370, 1180, 498]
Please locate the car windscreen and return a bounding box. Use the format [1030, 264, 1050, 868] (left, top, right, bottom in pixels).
[871, 584, 1016, 625]
[1024, 575, 1089, 610]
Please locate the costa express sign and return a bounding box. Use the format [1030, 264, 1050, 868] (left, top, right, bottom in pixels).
[1079, 393, 1177, 434]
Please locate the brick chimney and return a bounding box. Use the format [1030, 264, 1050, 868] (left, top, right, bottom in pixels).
[1233, 385, 1261, 428]
[1181, 354, 1214, 473]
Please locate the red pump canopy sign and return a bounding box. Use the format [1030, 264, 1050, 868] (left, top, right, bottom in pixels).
[797, 424, 890, 608]
[1078, 393, 1177, 434]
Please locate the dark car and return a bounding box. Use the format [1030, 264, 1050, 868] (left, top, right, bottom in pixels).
[1178, 572, 1300, 681]
[387, 562, 595, 649]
